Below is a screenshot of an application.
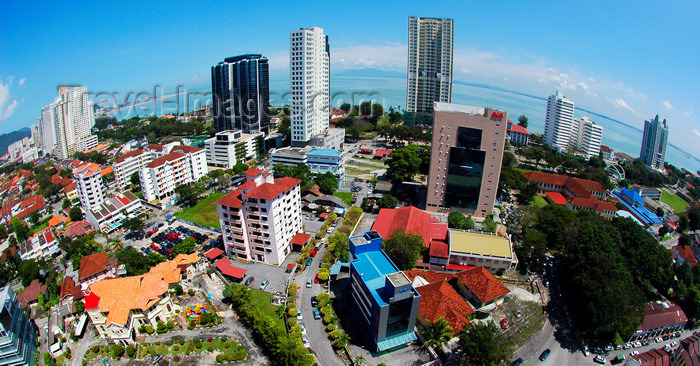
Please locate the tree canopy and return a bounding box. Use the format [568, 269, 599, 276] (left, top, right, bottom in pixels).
[314, 172, 338, 194]
[69, 207, 84, 222]
[455, 322, 512, 366]
[384, 145, 429, 184]
[517, 114, 528, 128]
[382, 229, 425, 270]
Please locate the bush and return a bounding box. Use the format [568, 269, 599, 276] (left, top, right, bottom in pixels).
[224, 342, 231, 349]
[330, 329, 342, 339]
[173, 355, 181, 362]
[172, 345, 179, 352]
[187, 324, 194, 330]
[146, 325, 154, 334]
[156, 320, 167, 334]
[326, 323, 336, 331]
[188, 288, 195, 296]
[216, 354, 224, 363]
[221, 336, 228, 342]
[207, 344, 214, 352]
[287, 307, 297, 317]
[90, 345, 100, 353]
[126, 346, 136, 357]
[111, 344, 124, 359]
[167, 321, 174, 329]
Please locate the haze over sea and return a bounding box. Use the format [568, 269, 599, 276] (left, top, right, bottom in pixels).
[106, 72, 700, 174]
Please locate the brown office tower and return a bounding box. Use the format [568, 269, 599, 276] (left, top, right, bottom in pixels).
[426, 102, 507, 217]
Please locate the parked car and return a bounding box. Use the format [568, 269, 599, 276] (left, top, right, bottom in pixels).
[306, 280, 312, 288]
[302, 335, 310, 348]
[539, 349, 551, 361]
[604, 345, 614, 352]
[259, 279, 269, 290]
[500, 318, 509, 330]
[327, 227, 334, 234]
[594, 355, 606, 364]
[630, 351, 639, 356]
[582, 345, 590, 357]
[306, 257, 313, 266]
[296, 311, 303, 320]
[633, 341, 642, 348]
[103, 360, 110, 366]
[152, 353, 164, 365]
[623, 343, 632, 350]
[312, 308, 321, 319]
[509, 358, 523, 366]
[244, 277, 255, 287]
[311, 296, 318, 307]
[300, 323, 307, 335]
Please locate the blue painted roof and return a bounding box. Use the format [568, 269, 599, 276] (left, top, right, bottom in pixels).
[612, 191, 662, 225]
[621, 187, 645, 205]
[352, 250, 400, 307]
[308, 148, 342, 156]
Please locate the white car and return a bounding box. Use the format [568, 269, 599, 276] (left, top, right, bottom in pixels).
[633, 341, 642, 348]
[296, 311, 303, 321]
[302, 336, 310, 348]
[327, 227, 334, 234]
[630, 351, 639, 356]
[594, 355, 606, 364]
[300, 323, 307, 335]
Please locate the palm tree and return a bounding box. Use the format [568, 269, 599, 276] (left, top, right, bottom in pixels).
[355, 355, 366, 365]
[419, 317, 453, 350]
[333, 333, 351, 348]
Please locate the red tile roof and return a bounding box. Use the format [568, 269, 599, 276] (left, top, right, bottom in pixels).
[245, 177, 300, 200]
[429, 241, 449, 258]
[544, 192, 566, 205]
[404, 269, 455, 284]
[114, 149, 145, 164]
[83, 292, 101, 310]
[455, 267, 510, 304]
[290, 232, 311, 246]
[639, 301, 688, 332]
[214, 258, 247, 279]
[415, 280, 472, 334]
[145, 152, 185, 168]
[205, 248, 224, 260]
[216, 189, 243, 208]
[600, 145, 611, 153]
[245, 168, 263, 176]
[372, 206, 448, 248]
[62, 221, 94, 238]
[631, 348, 671, 366]
[147, 144, 164, 152]
[239, 180, 257, 190]
[374, 149, 392, 158]
[445, 264, 475, 271]
[17, 279, 46, 307]
[59, 276, 84, 301]
[79, 252, 111, 281]
[508, 124, 531, 135]
[522, 171, 568, 186]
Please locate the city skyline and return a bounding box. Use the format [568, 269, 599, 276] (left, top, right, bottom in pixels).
[0, 1, 698, 157]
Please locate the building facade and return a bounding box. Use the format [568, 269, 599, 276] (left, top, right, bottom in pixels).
[204, 130, 264, 168]
[543, 91, 575, 150]
[571, 116, 603, 157]
[349, 231, 420, 353]
[290, 27, 330, 147]
[269, 146, 345, 182]
[426, 103, 507, 218]
[406, 17, 453, 126]
[216, 170, 302, 265]
[40, 86, 96, 159]
[85, 191, 146, 234]
[18, 228, 58, 261]
[211, 54, 270, 134]
[139, 146, 206, 203]
[640, 115, 668, 170]
[0, 285, 38, 366]
[74, 162, 107, 213]
[506, 121, 530, 146]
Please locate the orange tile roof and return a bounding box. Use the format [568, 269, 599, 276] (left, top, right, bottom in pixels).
[60, 276, 83, 301]
[173, 253, 199, 266]
[146, 152, 185, 168]
[48, 215, 64, 227]
[79, 252, 111, 281]
[522, 171, 568, 186]
[239, 180, 257, 190]
[65, 181, 77, 191]
[508, 124, 531, 135]
[455, 267, 510, 304]
[216, 189, 243, 208]
[245, 168, 263, 176]
[415, 280, 472, 334]
[171, 145, 203, 154]
[673, 245, 699, 266]
[100, 166, 113, 176]
[87, 263, 179, 326]
[290, 232, 311, 246]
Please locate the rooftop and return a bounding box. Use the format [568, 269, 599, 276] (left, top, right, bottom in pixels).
[638, 301, 688, 332]
[308, 148, 342, 157]
[372, 206, 447, 248]
[79, 252, 111, 281]
[415, 280, 472, 334]
[449, 229, 512, 259]
[434, 102, 487, 115]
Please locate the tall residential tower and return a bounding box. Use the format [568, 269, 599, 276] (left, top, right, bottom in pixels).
[290, 27, 330, 147]
[406, 17, 454, 126]
[543, 91, 575, 150]
[39, 85, 96, 159]
[211, 54, 270, 134]
[640, 115, 668, 170]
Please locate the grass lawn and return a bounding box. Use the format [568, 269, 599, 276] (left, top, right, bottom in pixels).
[175, 193, 225, 229]
[138, 338, 246, 361]
[249, 289, 285, 329]
[346, 167, 372, 176]
[334, 192, 353, 206]
[661, 189, 689, 213]
[530, 195, 548, 208]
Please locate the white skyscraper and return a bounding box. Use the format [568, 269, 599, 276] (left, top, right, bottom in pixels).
[406, 17, 454, 126]
[40, 85, 95, 159]
[572, 117, 604, 157]
[289, 27, 330, 147]
[543, 91, 575, 150]
[640, 115, 668, 170]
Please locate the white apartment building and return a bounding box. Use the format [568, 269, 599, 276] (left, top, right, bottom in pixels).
[41, 86, 96, 159]
[406, 17, 454, 125]
[543, 91, 575, 150]
[30, 124, 41, 149]
[74, 162, 107, 213]
[112, 142, 196, 189]
[216, 169, 302, 265]
[85, 191, 146, 234]
[572, 117, 604, 157]
[18, 228, 59, 261]
[7, 137, 38, 163]
[204, 130, 264, 168]
[290, 27, 330, 147]
[75, 135, 99, 152]
[139, 145, 206, 203]
[270, 146, 346, 181]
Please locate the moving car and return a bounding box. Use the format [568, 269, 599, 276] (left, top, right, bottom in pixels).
[306, 257, 313, 266]
[306, 280, 312, 288]
[259, 279, 269, 290]
[539, 349, 551, 361]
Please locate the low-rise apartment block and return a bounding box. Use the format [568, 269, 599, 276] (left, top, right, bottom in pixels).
[204, 130, 264, 168]
[139, 145, 206, 203]
[18, 228, 58, 261]
[85, 191, 146, 234]
[216, 169, 303, 265]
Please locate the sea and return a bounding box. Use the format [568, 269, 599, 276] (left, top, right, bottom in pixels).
[103, 74, 700, 174]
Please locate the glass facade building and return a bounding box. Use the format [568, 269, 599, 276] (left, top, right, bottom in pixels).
[211, 54, 270, 135]
[0, 286, 37, 366]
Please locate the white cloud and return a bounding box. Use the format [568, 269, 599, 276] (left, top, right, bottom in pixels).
[0, 78, 21, 121]
[18, 78, 25, 86]
[331, 43, 406, 72]
[685, 110, 694, 117]
[608, 97, 635, 113]
[663, 101, 674, 110]
[694, 129, 700, 138]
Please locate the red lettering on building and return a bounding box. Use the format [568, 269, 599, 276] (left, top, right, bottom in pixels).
[492, 111, 504, 119]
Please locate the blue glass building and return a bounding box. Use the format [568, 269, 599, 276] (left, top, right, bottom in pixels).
[0, 285, 37, 366]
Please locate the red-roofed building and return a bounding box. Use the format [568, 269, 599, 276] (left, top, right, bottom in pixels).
[506, 120, 531, 146]
[414, 280, 472, 334]
[290, 232, 311, 251]
[372, 206, 449, 268]
[373, 149, 392, 159]
[17, 279, 46, 308]
[214, 258, 247, 279]
[18, 228, 58, 261]
[523, 171, 615, 218]
[79, 252, 116, 286]
[216, 170, 302, 265]
[631, 348, 671, 366]
[140, 146, 207, 203]
[629, 301, 688, 342]
[454, 267, 510, 308]
[205, 248, 224, 260]
[60, 276, 84, 305]
[544, 191, 566, 205]
[61, 220, 95, 239]
[600, 145, 615, 160]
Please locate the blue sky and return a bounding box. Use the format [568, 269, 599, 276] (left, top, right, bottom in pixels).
[1, 0, 698, 155]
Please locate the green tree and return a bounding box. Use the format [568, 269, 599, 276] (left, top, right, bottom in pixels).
[0, 225, 7, 241]
[517, 114, 528, 128]
[518, 182, 539, 204]
[29, 211, 41, 226]
[385, 146, 421, 183]
[419, 317, 453, 349]
[126, 345, 136, 357]
[231, 162, 249, 176]
[12, 218, 30, 243]
[112, 344, 124, 359]
[502, 151, 516, 167]
[62, 199, 71, 210]
[17, 259, 39, 286]
[69, 207, 84, 222]
[122, 217, 144, 232]
[482, 216, 497, 233]
[75, 301, 85, 314]
[455, 322, 512, 366]
[679, 215, 690, 233]
[377, 195, 398, 209]
[382, 229, 425, 270]
[173, 238, 196, 255]
[448, 211, 468, 229]
[315, 172, 338, 194]
[130, 172, 140, 186]
[175, 182, 205, 208]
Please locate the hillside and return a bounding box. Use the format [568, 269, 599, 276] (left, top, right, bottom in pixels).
[0, 127, 32, 155]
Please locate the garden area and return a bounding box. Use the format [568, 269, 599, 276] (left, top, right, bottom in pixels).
[138, 337, 247, 364]
[333, 191, 353, 206]
[248, 288, 285, 329]
[529, 195, 548, 209]
[174, 192, 225, 229]
[660, 189, 689, 213]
